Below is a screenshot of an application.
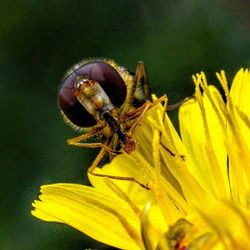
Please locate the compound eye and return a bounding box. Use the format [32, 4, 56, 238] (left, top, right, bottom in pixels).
[58, 61, 127, 128]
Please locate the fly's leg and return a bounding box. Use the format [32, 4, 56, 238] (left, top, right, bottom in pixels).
[166, 100, 185, 110]
[158, 96, 186, 160]
[69, 127, 150, 189]
[119, 95, 167, 124]
[128, 102, 151, 135]
[118, 101, 148, 123]
[167, 96, 194, 110]
[67, 127, 120, 155]
[125, 94, 179, 158]
[128, 95, 168, 135]
[88, 147, 150, 190]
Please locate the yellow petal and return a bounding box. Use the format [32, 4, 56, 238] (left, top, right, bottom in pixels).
[32, 183, 143, 249]
[149, 101, 210, 209]
[230, 68, 250, 151]
[230, 69, 250, 119]
[216, 70, 250, 205]
[197, 201, 250, 250]
[88, 156, 155, 212]
[141, 203, 168, 249]
[179, 82, 229, 199]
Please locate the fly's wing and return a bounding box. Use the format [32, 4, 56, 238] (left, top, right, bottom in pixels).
[132, 61, 189, 110]
[131, 61, 152, 108]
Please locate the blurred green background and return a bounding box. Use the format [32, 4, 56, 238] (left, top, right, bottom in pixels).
[0, 0, 249, 249]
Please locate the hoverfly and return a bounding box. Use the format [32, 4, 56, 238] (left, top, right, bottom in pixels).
[58, 58, 174, 189]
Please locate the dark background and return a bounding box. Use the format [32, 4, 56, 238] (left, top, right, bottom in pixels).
[1, 1, 249, 249]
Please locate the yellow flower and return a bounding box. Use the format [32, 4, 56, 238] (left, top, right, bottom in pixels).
[32, 69, 250, 250]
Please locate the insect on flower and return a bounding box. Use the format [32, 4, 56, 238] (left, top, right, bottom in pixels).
[58, 58, 175, 189]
